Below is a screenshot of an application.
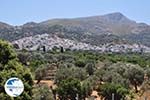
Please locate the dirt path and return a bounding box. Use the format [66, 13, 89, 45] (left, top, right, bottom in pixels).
[34, 80, 54, 87]
[138, 90, 150, 100]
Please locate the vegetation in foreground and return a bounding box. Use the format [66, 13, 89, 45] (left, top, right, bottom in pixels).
[0, 39, 150, 100]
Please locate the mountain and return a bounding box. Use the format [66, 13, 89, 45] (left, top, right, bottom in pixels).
[0, 12, 150, 47]
[40, 12, 150, 35]
[0, 22, 13, 29]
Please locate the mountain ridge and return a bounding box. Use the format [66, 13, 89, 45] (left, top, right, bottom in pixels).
[0, 12, 146, 28]
[0, 12, 150, 47]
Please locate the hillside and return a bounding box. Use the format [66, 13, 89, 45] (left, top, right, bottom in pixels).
[0, 12, 150, 47]
[12, 34, 150, 53]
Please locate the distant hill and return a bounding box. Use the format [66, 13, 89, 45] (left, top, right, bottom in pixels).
[0, 12, 150, 47]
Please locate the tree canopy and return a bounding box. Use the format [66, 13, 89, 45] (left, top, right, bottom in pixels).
[0, 40, 33, 100]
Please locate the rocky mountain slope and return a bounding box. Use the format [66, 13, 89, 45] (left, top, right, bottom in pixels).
[0, 12, 150, 47]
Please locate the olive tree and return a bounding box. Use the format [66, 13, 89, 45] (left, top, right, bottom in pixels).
[56, 78, 81, 100]
[124, 64, 144, 93]
[32, 85, 54, 100]
[97, 83, 129, 100]
[56, 78, 92, 100]
[55, 66, 87, 84]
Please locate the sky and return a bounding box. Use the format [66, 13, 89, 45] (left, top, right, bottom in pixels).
[0, 0, 149, 25]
